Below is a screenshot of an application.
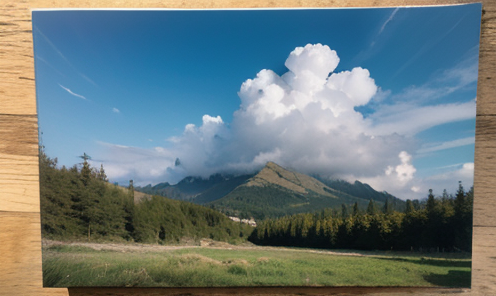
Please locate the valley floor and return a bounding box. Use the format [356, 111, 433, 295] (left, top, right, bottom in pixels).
[42, 240, 471, 288]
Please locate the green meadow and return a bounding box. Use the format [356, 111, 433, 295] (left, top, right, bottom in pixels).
[42, 243, 471, 288]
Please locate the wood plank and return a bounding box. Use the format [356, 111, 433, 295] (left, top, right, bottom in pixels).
[67, 287, 467, 295]
[477, 3, 496, 116]
[474, 115, 496, 227]
[0, 0, 37, 115]
[0, 212, 68, 296]
[472, 226, 496, 295]
[0, 114, 40, 212]
[0, 0, 495, 295]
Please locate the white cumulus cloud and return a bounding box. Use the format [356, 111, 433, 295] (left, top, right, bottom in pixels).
[99, 43, 475, 199]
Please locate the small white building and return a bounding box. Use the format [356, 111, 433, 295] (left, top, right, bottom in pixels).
[228, 216, 257, 227]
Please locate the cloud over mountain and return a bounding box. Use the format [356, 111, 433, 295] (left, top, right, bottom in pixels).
[101, 44, 475, 199]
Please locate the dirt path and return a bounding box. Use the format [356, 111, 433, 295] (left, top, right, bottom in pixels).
[42, 239, 370, 257]
[42, 239, 200, 253]
[42, 239, 469, 260]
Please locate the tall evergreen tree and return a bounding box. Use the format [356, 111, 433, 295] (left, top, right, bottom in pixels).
[341, 204, 348, 219]
[97, 164, 108, 182]
[453, 182, 473, 251]
[129, 179, 135, 201]
[367, 199, 377, 215]
[405, 199, 414, 214]
[383, 198, 393, 215]
[426, 189, 436, 215]
[412, 199, 421, 211]
[454, 181, 466, 216]
[352, 202, 359, 216]
[79, 153, 92, 186]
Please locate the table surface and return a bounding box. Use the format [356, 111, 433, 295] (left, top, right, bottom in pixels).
[1, 0, 495, 295]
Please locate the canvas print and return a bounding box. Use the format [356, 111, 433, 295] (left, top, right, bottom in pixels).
[33, 5, 481, 288]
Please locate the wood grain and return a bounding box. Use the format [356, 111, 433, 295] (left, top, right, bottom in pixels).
[0, 212, 68, 296]
[1, 0, 495, 295]
[0, 0, 36, 115]
[0, 115, 40, 212]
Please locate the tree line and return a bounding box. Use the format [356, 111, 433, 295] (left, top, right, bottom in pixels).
[248, 185, 473, 252]
[39, 150, 253, 244]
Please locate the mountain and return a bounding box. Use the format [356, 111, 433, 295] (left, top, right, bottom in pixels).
[136, 173, 252, 201]
[136, 161, 404, 220]
[208, 162, 383, 219]
[316, 178, 406, 212]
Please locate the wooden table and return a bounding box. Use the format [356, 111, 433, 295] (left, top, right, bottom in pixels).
[1, 1, 495, 295]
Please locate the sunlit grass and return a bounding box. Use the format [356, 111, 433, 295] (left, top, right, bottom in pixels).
[43, 245, 471, 287]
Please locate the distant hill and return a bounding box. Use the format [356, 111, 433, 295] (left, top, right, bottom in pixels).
[316, 178, 406, 212]
[209, 162, 387, 219]
[136, 173, 252, 201]
[193, 174, 254, 204]
[137, 161, 404, 220]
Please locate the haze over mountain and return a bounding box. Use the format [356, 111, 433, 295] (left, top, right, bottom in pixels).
[136, 161, 404, 220]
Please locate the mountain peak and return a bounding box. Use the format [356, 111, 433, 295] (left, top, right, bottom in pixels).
[244, 161, 336, 197]
[265, 161, 282, 168]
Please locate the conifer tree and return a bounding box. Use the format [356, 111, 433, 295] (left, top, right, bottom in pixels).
[79, 153, 92, 186]
[454, 181, 466, 216]
[97, 164, 108, 182]
[367, 199, 377, 215]
[426, 189, 436, 215]
[129, 179, 135, 201]
[453, 182, 472, 251]
[341, 204, 348, 219]
[405, 199, 414, 214]
[383, 198, 393, 215]
[352, 202, 359, 216]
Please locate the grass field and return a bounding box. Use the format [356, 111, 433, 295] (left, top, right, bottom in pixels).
[42, 242, 471, 288]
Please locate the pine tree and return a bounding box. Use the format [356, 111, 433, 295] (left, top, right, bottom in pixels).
[454, 181, 465, 216]
[341, 204, 348, 219]
[426, 189, 436, 215]
[405, 199, 414, 214]
[97, 164, 108, 182]
[129, 179, 135, 201]
[79, 153, 92, 186]
[383, 198, 393, 215]
[352, 202, 359, 216]
[453, 182, 473, 251]
[367, 199, 377, 215]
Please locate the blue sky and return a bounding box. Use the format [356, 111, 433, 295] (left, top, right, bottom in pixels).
[33, 5, 482, 200]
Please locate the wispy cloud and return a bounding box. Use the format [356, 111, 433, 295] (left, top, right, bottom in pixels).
[355, 8, 400, 64]
[417, 137, 475, 154]
[112, 107, 120, 113]
[379, 8, 399, 35]
[58, 84, 87, 100]
[36, 55, 66, 77]
[391, 15, 467, 80]
[370, 51, 479, 107]
[368, 100, 476, 136]
[34, 26, 98, 87]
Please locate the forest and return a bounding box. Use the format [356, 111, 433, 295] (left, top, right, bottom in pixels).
[40, 148, 473, 253]
[249, 186, 473, 252]
[39, 150, 253, 244]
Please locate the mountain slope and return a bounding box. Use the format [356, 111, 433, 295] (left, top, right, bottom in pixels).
[193, 174, 254, 204]
[136, 173, 242, 201]
[136, 161, 404, 220]
[209, 162, 383, 219]
[317, 178, 406, 211]
[245, 162, 339, 197]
